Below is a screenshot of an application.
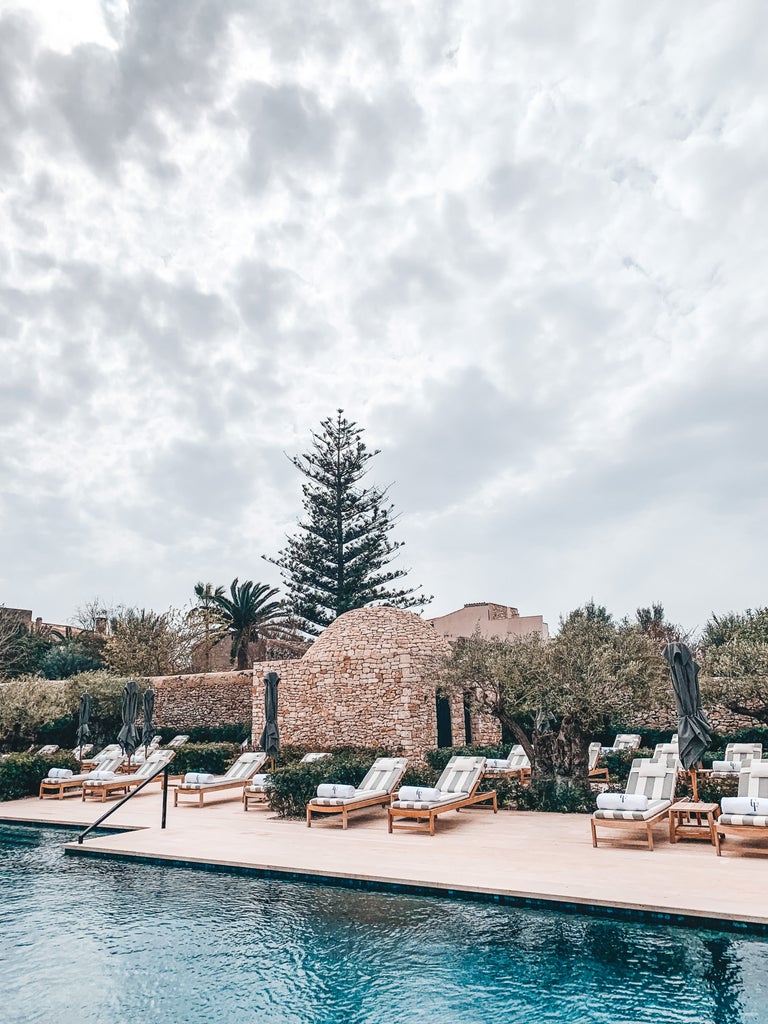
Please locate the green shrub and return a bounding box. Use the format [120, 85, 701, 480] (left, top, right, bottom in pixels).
[157, 724, 251, 746]
[168, 743, 240, 777]
[505, 777, 597, 814]
[424, 745, 507, 773]
[0, 753, 79, 801]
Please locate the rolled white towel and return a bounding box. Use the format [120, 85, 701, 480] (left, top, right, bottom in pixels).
[486, 758, 511, 769]
[184, 772, 216, 785]
[397, 786, 444, 803]
[316, 783, 356, 799]
[712, 760, 741, 773]
[721, 796, 768, 816]
[596, 793, 649, 812]
[85, 770, 117, 782]
[47, 768, 74, 780]
[248, 774, 269, 789]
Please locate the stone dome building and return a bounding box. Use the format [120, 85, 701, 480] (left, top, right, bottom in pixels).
[252, 606, 500, 758]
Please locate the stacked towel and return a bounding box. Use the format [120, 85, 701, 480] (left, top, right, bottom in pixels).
[316, 783, 356, 799]
[596, 793, 649, 811]
[184, 772, 216, 785]
[397, 786, 443, 803]
[46, 768, 74, 780]
[86, 770, 117, 781]
[721, 797, 768, 816]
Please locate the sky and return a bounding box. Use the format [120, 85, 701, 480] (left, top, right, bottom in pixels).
[1, 0, 766, 637]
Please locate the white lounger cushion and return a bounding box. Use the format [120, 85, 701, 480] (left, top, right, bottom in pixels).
[184, 772, 215, 785]
[392, 790, 470, 810]
[596, 793, 649, 812]
[592, 799, 671, 821]
[311, 788, 388, 806]
[397, 786, 443, 803]
[317, 783, 356, 799]
[721, 797, 768, 816]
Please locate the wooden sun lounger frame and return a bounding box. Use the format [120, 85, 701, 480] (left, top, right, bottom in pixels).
[39, 757, 123, 800]
[714, 819, 768, 856]
[306, 762, 409, 830]
[174, 756, 267, 807]
[387, 781, 498, 837]
[590, 803, 671, 851]
[82, 756, 174, 803]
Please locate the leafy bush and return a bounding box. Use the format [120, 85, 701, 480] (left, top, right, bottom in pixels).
[168, 743, 240, 777]
[505, 777, 597, 814]
[424, 745, 507, 773]
[0, 753, 79, 801]
[157, 723, 251, 745]
[39, 642, 103, 679]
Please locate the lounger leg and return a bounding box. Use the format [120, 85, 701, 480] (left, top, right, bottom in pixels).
[647, 824, 654, 851]
[429, 812, 435, 836]
[715, 829, 722, 856]
[591, 818, 598, 848]
[388, 811, 393, 834]
[199, 791, 204, 807]
[342, 808, 348, 830]
[174, 790, 179, 807]
[306, 807, 312, 828]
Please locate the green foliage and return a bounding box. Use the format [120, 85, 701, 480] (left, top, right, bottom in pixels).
[701, 608, 768, 647]
[103, 607, 196, 676]
[501, 777, 597, 814]
[0, 753, 79, 801]
[424, 744, 508, 772]
[39, 642, 103, 679]
[157, 724, 251, 745]
[266, 410, 430, 636]
[169, 743, 240, 777]
[212, 579, 284, 670]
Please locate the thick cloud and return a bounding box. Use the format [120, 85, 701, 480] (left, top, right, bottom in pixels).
[1, 0, 766, 634]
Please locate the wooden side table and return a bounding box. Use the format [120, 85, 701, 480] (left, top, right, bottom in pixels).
[668, 801, 720, 845]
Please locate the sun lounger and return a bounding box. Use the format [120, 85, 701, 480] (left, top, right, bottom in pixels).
[70, 744, 94, 759]
[34, 744, 60, 756]
[484, 745, 531, 781]
[588, 742, 609, 781]
[243, 752, 334, 811]
[601, 734, 642, 754]
[81, 744, 123, 771]
[39, 756, 124, 800]
[709, 743, 762, 778]
[591, 757, 678, 851]
[306, 757, 408, 829]
[715, 760, 768, 855]
[166, 735, 190, 750]
[388, 756, 497, 836]
[651, 743, 681, 769]
[82, 751, 175, 802]
[174, 752, 267, 807]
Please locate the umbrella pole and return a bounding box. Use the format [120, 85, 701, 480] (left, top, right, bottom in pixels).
[690, 767, 699, 802]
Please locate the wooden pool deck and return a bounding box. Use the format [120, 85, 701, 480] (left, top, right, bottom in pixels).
[2, 786, 767, 929]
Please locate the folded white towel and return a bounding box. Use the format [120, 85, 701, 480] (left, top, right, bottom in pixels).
[316, 783, 356, 799]
[86, 770, 117, 782]
[596, 793, 649, 811]
[184, 772, 216, 785]
[721, 796, 768, 816]
[485, 758, 510, 769]
[397, 786, 443, 803]
[47, 768, 73, 780]
[249, 774, 268, 787]
[712, 760, 740, 772]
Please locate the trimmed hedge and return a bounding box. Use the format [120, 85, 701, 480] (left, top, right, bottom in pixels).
[157, 724, 250, 746]
[167, 743, 240, 777]
[0, 753, 79, 801]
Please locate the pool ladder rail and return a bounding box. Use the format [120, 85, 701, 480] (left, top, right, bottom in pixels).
[77, 761, 172, 845]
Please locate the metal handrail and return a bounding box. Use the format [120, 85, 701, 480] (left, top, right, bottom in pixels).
[77, 761, 171, 844]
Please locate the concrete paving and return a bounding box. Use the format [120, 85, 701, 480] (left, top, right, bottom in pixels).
[2, 784, 767, 928]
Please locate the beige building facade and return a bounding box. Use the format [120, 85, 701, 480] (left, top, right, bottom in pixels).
[428, 602, 548, 641]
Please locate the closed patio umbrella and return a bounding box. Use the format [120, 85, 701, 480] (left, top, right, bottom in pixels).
[140, 686, 155, 758]
[258, 671, 280, 768]
[76, 691, 91, 762]
[662, 641, 711, 798]
[117, 680, 140, 767]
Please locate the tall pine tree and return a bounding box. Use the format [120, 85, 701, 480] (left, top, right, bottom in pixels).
[266, 410, 430, 635]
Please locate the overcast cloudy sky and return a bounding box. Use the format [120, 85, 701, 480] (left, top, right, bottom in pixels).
[1, 0, 766, 636]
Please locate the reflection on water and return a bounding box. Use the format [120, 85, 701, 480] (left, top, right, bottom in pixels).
[1, 825, 768, 1024]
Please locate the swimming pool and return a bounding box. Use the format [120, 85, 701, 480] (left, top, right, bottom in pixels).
[2, 824, 768, 1023]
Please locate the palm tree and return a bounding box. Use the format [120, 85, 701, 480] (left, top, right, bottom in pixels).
[193, 582, 225, 672]
[213, 579, 284, 670]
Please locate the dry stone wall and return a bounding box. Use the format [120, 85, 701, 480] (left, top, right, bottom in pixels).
[149, 671, 252, 730]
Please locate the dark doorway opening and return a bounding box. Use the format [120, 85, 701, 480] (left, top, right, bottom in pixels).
[463, 693, 473, 746]
[436, 693, 453, 748]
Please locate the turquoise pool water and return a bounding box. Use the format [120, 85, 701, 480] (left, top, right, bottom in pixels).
[2, 825, 768, 1024]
